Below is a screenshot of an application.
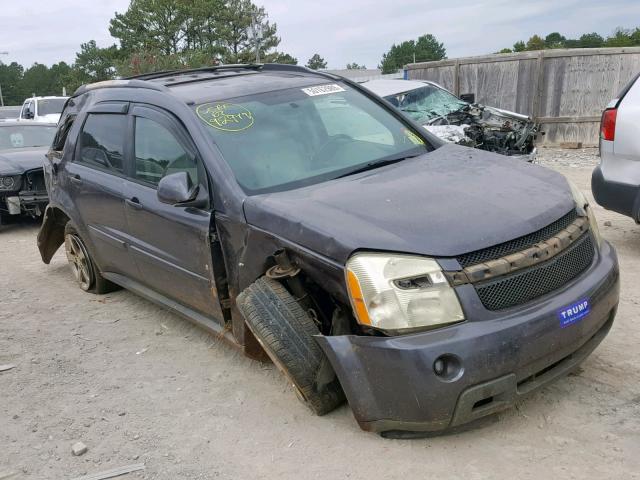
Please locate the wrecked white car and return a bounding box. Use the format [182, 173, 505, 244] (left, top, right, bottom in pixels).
[363, 79, 540, 161]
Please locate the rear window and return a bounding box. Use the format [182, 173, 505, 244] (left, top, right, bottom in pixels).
[615, 72, 640, 106]
[193, 82, 430, 194]
[37, 98, 67, 116]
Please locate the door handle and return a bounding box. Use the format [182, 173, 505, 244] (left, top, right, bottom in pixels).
[125, 197, 143, 210]
[69, 174, 82, 184]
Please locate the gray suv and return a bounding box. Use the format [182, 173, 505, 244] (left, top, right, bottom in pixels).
[38, 64, 619, 436]
[592, 72, 640, 223]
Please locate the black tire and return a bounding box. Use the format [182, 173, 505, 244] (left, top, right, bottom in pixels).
[64, 223, 119, 294]
[237, 277, 345, 415]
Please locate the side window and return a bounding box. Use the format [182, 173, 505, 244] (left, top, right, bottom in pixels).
[77, 114, 127, 174]
[52, 114, 76, 153]
[314, 94, 394, 145]
[134, 116, 198, 187]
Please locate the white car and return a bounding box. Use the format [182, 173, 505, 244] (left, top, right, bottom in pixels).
[592, 72, 640, 223]
[362, 79, 540, 161]
[18, 96, 68, 123]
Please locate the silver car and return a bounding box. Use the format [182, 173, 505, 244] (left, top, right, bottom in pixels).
[592, 72, 640, 223]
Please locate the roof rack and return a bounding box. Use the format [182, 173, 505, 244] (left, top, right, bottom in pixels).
[125, 64, 264, 81]
[72, 64, 345, 97]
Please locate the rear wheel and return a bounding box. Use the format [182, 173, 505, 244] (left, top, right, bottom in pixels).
[237, 276, 345, 415]
[64, 223, 119, 294]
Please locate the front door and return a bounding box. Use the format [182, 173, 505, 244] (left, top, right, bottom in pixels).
[122, 105, 223, 321]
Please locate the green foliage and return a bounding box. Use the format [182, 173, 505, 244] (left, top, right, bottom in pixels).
[526, 34, 546, 51]
[346, 62, 366, 70]
[504, 28, 640, 53]
[266, 52, 298, 64]
[306, 54, 327, 70]
[109, 0, 281, 66]
[605, 28, 634, 47]
[497, 48, 513, 54]
[0, 61, 75, 105]
[379, 34, 446, 74]
[578, 32, 604, 48]
[512, 41, 526, 52]
[544, 32, 566, 49]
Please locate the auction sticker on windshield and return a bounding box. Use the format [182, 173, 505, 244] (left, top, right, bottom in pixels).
[302, 84, 346, 96]
[557, 298, 590, 328]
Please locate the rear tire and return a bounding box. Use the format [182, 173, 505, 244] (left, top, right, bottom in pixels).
[237, 277, 345, 415]
[64, 223, 119, 294]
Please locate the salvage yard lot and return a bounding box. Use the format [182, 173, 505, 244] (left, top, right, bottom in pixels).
[1, 148, 639, 480]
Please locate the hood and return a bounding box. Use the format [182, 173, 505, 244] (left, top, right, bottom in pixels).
[0, 147, 48, 175]
[244, 144, 575, 264]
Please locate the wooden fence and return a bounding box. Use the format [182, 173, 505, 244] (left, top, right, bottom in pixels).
[405, 47, 640, 146]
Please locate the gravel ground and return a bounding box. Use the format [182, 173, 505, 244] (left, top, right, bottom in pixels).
[1, 147, 639, 480]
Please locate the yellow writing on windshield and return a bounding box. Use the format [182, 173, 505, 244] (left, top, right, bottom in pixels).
[196, 102, 254, 132]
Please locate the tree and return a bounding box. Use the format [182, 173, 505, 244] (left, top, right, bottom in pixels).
[526, 35, 546, 51]
[346, 62, 366, 69]
[545, 32, 566, 49]
[216, 0, 280, 63]
[497, 48, 512, 54]
[605, 28, 634, 47]
[0, 62, 25, 105]
[512, 41, 526, 52]
[578, 32, 604, 48]
[73, 40, 119, 83]
[266, 52, 297, 64]
[306, 53, 327, 70]
[379, 34, 446, 74]
[109, 0, 281, 70]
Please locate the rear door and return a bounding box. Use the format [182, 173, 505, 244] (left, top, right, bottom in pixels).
[65, 104, 138, 278]
[121, 104, 223, 320]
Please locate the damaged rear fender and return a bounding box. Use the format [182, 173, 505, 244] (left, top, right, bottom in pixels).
[37, 205, 70, 264]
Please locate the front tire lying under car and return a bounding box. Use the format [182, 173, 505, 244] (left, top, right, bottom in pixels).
[64, 223, 119, 294]
[237, 276, 345, 415]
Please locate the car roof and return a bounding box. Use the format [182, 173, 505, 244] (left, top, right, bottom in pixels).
[75, 65, 341, 105]
[26, 96, 68, 100]
[361, 79, 440, 97]
[0, 121, 57, 127]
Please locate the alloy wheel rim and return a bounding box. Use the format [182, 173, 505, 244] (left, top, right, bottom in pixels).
[64, 234, 93, 291]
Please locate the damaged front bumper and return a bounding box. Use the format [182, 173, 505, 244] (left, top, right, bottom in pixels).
[1, 190, 48, 216]
[316, 241, 618, 434]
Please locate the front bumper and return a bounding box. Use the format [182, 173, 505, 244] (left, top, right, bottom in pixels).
[316, 240, 619, 434]
[1, 191, 48, 216]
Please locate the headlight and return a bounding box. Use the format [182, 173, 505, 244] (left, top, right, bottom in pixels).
[567, 179, 601, 247]
[0, 176, 20, 191]
[345, 252, 465, 334]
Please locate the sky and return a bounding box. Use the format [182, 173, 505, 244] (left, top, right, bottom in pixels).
[2, 0, 640, 69]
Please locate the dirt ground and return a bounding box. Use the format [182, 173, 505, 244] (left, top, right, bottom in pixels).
[1, 147, 639, 480]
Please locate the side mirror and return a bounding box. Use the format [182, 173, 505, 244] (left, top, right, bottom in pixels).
[157, 171, 198, 205]
[24, 109, 34, 119]
[459, 93, 476, 104]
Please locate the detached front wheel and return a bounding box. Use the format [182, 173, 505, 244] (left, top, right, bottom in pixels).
[64, 223, 119, 294]
[237, 276, 344, 415]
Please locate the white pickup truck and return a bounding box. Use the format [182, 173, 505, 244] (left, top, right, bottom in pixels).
[18, 96, 68, 123]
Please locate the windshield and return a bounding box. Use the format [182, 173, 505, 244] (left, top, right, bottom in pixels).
[37, 98, 67, 116]
[384, 85, 468, 124]
[194, 83, 429, 194]
[0, 125, 56, 149]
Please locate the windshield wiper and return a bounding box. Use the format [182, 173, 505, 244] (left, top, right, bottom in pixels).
[334, 151, 424, 179]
